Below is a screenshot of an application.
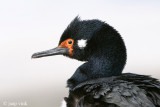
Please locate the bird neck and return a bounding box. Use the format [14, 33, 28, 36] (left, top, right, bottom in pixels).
[67, 53, 124, 88]
[87, 55, 122, 78]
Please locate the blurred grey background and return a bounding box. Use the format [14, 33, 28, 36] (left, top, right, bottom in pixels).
[0, 0, 160, 107]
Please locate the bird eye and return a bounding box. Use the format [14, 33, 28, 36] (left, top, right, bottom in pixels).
[68, 40, 72, 44]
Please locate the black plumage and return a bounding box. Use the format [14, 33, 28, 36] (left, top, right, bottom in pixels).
[32, 17, 160, 107]
[65, 73, 160, 107]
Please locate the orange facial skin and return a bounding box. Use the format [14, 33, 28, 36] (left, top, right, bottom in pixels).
[58, 39, 74, 55]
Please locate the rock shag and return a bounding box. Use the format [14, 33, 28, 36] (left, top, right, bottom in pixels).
[32, 17, 160, 107]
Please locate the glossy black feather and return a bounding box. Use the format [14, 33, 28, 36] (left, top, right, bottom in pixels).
[65, 73, 160, 107]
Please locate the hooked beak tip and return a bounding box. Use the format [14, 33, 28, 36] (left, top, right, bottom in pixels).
[31, 54, 38, 59]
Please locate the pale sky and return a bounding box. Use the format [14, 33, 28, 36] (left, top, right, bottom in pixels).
[0, 0, 160, 107]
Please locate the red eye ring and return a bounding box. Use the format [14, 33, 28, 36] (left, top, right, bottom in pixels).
[58, 38, 74, 56]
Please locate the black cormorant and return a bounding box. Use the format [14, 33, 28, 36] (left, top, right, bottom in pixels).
[32, 17, 160, 107]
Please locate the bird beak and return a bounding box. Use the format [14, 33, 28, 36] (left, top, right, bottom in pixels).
[31, 47, 69, 58]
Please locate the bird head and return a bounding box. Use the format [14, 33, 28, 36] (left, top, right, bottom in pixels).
[32, 16, 126, 73]
[32, 17, 105, 61]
